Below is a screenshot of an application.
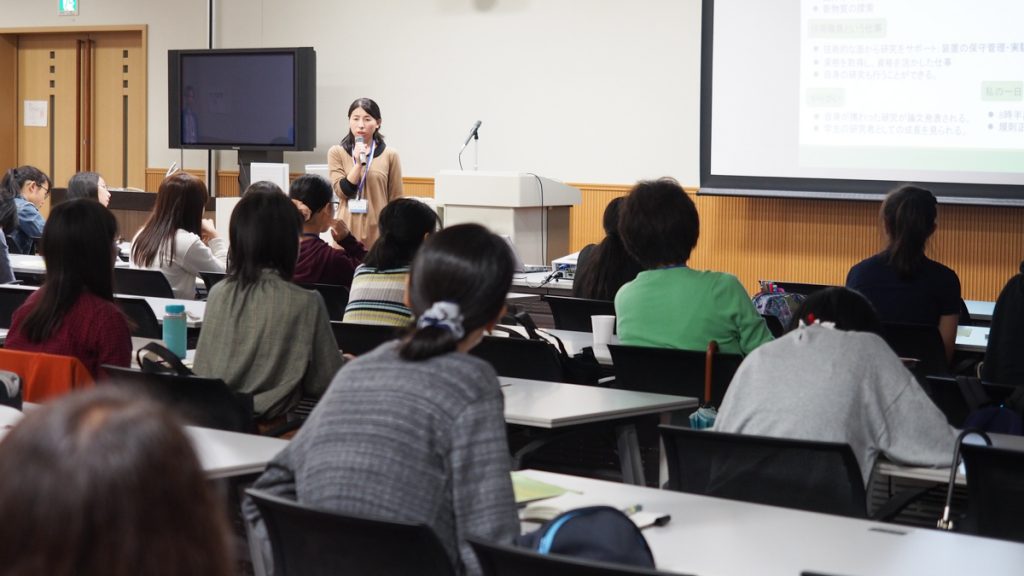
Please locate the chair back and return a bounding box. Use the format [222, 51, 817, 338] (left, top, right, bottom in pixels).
[114, 267, 175, 298]
[0, 286, 32, 328]
[103, 365, 254, 433]
[921, 376, 1017, 427]
[200, 271, 227, 291]
[471, 336, 565, 382]
[660, 425, 867, 518]
[0, 348, 94, 402]
[607, 344, 741, 406]
[114, 296, 162, 339]
[247, 489, 455, 576]
[300, 283, 350, 321]
[468, 538, 677, 576]
[881, 322, 948, 376]
[542, 296, 615, 332]
[961, 443, 1024, 542]
[329, 321, 400, 356]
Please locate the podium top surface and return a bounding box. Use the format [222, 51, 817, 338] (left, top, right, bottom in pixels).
[434, 170, 582, 208]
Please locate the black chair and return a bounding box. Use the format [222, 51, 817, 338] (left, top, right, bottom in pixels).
[300, 283, 350, 322]
[882, 322, 948, 377]
[114, 267, 175, 298]
[471, 336, 565, 382]
[760, 313, 786, 337]
[247, 489, 455, 576]
[103, 365, 255, 433]
[329, 321, 400, 356]
[199, 271, 227, 291]
[960, 443, 1024, 542]
[542, 295, 615, 332]
[921, 376, 1017, 428]
[114, 296, 163, 339]
[0, 286, 32, 328]
[607, 344, 741, 406]
[468, 538, 680, 576]
[660, 425, 927, 520]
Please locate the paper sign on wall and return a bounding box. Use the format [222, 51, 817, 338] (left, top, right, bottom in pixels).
[24, 100, 47, 127]
[59, 0, 79, 16]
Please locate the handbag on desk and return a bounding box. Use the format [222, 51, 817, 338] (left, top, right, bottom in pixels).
[688, 341, 720, 429]
[136, 342, 193, 376]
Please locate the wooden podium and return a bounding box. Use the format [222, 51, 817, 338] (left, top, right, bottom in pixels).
[434, 170, 582, 265]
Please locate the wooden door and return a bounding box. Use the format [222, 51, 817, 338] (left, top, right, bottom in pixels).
[91, 31, 145, 189]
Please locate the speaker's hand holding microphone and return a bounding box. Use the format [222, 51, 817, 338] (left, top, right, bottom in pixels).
[353, 135, 369, 166]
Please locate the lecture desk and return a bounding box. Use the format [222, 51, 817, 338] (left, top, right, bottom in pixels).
[516, 469, 1024, 576]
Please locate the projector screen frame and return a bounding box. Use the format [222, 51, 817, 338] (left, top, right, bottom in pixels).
[698, 0, 1024, 206]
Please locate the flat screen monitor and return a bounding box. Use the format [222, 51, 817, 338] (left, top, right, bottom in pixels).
[168, 47, 316, 151]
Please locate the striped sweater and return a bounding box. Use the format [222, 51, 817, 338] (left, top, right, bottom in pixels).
[342, 264, 413, 326]
[243, 342, 519, 576]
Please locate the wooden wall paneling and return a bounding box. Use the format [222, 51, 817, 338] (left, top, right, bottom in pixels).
[403, 177, 435, 198]
[91, 30, 146, 189]
[0, 35, 17, 171]
[144, 167, 205, 192]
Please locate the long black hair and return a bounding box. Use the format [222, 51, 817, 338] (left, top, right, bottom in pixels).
[573, 197, 642, 300]
[363, 198, 440, 270]
[400, 224, 516, 361]
[227, 181, 303, 288]
[19, 199, 119, 343]
[1, 166, 50, 233]
[880, 184, 937, 279]
[340, 97, 385, 153]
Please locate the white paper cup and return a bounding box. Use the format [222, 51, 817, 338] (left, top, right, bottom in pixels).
[591, 315, 615, 345]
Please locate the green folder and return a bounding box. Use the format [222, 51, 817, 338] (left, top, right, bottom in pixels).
[511, 472, 572, 505]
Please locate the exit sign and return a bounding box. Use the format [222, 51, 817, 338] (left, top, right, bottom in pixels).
[59, 0, 78, 16]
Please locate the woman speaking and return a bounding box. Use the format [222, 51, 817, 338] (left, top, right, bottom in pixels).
[328, 98, 403, 246]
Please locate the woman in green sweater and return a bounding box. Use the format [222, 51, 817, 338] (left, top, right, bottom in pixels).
[614, 178, 772, 355]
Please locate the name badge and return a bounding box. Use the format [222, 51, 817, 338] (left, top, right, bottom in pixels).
[349, 199, 368, 214]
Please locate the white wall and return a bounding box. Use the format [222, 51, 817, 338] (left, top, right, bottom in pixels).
[3, 0, 703, 186]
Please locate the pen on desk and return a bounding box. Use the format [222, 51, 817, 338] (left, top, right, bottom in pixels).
[621, 504, 643, 516]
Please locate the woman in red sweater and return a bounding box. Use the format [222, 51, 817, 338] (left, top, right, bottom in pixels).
[6, 199, 131, 377]
[289, 174, 367, 287]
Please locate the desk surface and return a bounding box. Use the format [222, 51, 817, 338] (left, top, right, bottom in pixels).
[877, 432, 1024, 486]
[541, 328, 616, 365]
[518, 469, 1024, 576]
[500, 376, 695, 428]
[956, 324, 989, 353]
[965, 300, 995, 322]
[510, 272, 574, 293]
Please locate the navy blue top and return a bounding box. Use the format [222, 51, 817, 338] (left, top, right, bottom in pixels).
[846, 252, 961, 326]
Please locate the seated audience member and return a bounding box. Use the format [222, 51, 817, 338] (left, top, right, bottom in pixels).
[572, 196, 642, 301]
[342, 197, 440, 326]
[0, 388, 234, 576]
[6, 200, 131, 377]
[715, 287, 957, 485]
[246, 224, 519, 576]
[1, 165, 50, 254]
[982, 262, 1024, 385]
[615, 178, 772, 355]
[846, 185, 961, 362]
[193, 182, 342, 423]
[288, 173, 367, 287]
[130, 172, 226, 299]
[66, 171, 112, 207]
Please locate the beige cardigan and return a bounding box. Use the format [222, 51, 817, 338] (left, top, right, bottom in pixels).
[328, 143, 404, 247]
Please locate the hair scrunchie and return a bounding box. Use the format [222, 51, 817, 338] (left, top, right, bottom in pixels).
[417, 301, 465, 340]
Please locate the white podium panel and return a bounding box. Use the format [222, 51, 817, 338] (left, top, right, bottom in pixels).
[435, 171, 580, 264]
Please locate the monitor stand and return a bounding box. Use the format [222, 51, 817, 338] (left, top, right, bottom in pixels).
[238, 150, 284, 191]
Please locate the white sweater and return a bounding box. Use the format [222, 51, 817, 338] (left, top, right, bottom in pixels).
[130, 228, 227, 300]
[715, 323, 957, 485]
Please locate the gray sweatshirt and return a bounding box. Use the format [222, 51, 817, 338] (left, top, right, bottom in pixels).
[715, 323, 957, 485]
[244, 341, 519, 576]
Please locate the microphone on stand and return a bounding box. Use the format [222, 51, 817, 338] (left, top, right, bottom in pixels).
[355, 135, 367, 165]
[458, 120, 482, 170]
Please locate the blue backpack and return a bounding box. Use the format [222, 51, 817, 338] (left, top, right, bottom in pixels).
[516, 506, 655, 568]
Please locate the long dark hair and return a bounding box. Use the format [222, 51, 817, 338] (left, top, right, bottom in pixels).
[227, 181, 303, 288]
[340, 97, 385, 153]
[67, 171, 102, 201]
[573, 197, 642, 300]
[881, 184, 937, 279]
[789, 286, 884, 336]
[19, 199, 118, 343]
[0, 388, 234, 576]
[400, 224, 516, 361]
[363, 198, 440, 270]
[132, 172, 209, 268]
[1, 166, 50, 233]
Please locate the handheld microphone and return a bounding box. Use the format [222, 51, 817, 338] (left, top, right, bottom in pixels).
[462, 120, 482, 146]
[355, 135, 367, 164]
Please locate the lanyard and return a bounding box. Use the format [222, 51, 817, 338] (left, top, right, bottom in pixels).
[354, 139, 376, 200]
